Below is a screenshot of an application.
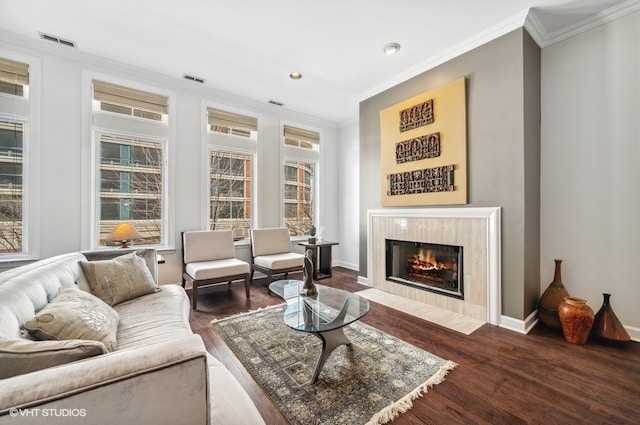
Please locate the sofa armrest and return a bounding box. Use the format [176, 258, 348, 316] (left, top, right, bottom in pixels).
[0, 334, 209, 425]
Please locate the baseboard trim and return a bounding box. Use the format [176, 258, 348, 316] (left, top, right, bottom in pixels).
[626, 325, 640, 343]
[500, 310, 539, 334]
[357, 275, 369, 286]
[336, 260, 359, 271]
[500, 309, 640, 342]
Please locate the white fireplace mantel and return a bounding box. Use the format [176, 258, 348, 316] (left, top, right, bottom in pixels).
[367, 207, 502, 325]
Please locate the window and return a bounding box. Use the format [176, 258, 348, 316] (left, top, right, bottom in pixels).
[92, 81, 168, 248]
[208, 108, 257, 140]
[0, 57, 29, 254]
[207, 106, 257, 240]
[283, 125, 319, 237]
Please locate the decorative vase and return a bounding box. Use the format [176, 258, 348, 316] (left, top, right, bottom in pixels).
[301, 249, 316, 296]
[308, 225, 316, 244]
[538, 259, 570, 329]
[592, 293, 630, 345]
[558, 297, 594, 344]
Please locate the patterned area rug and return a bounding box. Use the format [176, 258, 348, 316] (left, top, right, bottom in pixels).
[211, 304, 457, 425]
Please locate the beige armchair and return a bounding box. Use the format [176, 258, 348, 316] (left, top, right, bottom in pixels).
[182, 230, 250, 310]
[250, 227, 305, 293]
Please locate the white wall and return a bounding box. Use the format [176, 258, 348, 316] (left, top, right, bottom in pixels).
[541, 11, 640, 332]
[337, 120, 359, 270]
[0, 32, 340, 284]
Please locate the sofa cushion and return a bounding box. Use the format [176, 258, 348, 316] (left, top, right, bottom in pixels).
[0, 337, 107, 379]
[114, 284, 192, 351]
[79, 251, 158, 306]
[24, 287, 119, 352]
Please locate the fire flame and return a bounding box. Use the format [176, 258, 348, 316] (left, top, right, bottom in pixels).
[410, 248, 446, 271]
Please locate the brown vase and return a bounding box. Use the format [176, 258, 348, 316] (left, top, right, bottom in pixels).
[538, 259, 570, 329]
[592, 293, 630, 345]
[558, 297, 595, 344]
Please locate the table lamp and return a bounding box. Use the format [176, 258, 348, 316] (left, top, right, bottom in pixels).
[107, 223, 142, 248]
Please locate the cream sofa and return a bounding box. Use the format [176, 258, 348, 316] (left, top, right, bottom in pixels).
[0, 249, 264, 425]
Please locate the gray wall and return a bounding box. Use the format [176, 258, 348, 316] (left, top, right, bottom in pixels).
[540, 11, 640, 330]
[359, 28, 541, 321]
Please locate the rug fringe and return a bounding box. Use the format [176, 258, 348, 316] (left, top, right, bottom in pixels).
[365, 360, 458, 425]
[211, 303, 284, 324]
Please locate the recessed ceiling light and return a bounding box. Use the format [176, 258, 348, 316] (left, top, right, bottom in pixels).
[289, 72, 302, 80]
[383, 42, 401, 55]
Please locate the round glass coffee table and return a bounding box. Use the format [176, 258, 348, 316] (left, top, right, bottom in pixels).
[269, 279, 371, 384]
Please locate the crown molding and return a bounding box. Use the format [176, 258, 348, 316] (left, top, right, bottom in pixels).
[358, 9, 530, 103]
[526, 0, 640, 48]
[360, 2, 640, 103]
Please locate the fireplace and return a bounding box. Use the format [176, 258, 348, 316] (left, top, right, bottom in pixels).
[385, 239, 463, 299]
[367, 207, 502, 326]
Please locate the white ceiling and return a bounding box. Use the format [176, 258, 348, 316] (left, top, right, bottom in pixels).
[0, 0, 635, 123]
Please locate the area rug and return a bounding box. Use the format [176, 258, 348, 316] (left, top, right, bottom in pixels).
[211, 304, 457, 425]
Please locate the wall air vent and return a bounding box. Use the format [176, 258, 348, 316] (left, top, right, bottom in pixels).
[38, 32, 77, 48]
[183, 74, 206, 84]
[268, 100, 284, 106]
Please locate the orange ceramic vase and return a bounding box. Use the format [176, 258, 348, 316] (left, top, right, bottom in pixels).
[591, 293, 630, 345]
[558, 297, 594, 344]
[538, 259, 570, 329]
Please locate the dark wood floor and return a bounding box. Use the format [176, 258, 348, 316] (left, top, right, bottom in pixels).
[189, 267, 640, 425]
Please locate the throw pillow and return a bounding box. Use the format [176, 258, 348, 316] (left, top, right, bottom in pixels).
[24, 287, 119, 352]
[79, 251, 157, 306]
[0, 337, 107, 379]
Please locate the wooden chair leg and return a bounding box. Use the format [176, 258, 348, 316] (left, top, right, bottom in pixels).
[244, 274, 250, 298]
[266, 272, 273, 295]
[192, 281, 198, 310]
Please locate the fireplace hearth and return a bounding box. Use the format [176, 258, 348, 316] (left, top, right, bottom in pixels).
[385, 239, 463, 299]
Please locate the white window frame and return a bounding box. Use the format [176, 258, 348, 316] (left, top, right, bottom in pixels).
[280, 120, 320, 238]
[0, 50, 40, 261]
[202, 102, 259, 238]
[82, 73, 176, 250]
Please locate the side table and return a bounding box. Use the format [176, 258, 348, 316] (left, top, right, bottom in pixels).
[297, 241, 339, 279]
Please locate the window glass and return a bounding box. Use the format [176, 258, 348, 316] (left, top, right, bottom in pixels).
[209, 150, 252, 240]
[97, 134, 164, 246]
[92, 80, 169, 249]
[0, 56, 29, 255]
[282, 123, 318, 237]
[284, 160, 314, 236]
[0, 120, 23, 253]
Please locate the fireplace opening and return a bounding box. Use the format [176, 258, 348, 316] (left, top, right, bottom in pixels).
[385, 239, 463, 299]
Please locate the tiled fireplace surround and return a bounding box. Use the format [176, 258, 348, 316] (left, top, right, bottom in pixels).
[367, 208, 501, 326]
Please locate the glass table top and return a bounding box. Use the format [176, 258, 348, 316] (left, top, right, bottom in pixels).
[269, 280, 371, 333]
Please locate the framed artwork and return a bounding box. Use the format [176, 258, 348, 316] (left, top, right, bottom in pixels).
[379, 77, 467, 206]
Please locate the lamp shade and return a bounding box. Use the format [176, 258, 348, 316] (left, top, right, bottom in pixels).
[108, 223, 142, 247]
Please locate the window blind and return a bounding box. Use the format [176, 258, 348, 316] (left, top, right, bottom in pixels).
[284, 125, 319, 149]
[0, 57, 29, 96]
[207, 108, 257, 134]
[93, 81, 168, 115]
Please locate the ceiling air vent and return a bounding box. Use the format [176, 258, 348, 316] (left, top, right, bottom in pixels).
[183, 74, 206, 84]
[38, 32, 77, 48]
[268, 100, 284, 106]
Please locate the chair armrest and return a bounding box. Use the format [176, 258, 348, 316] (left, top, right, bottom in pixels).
[0, 334, 208, 424]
